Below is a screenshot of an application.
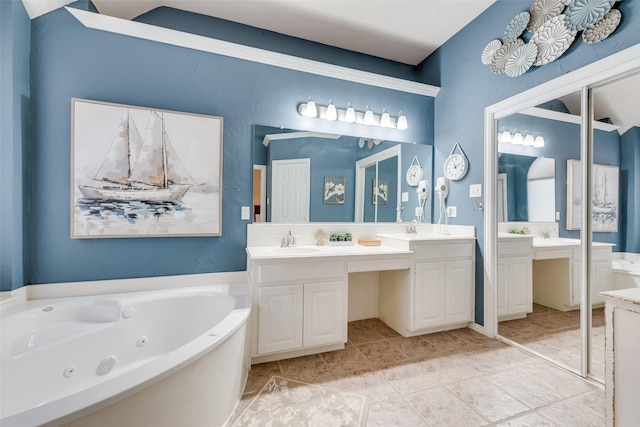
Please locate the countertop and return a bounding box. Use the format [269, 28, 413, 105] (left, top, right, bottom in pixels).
[601, 288, 640, 305]
[246, 244, 412, 260]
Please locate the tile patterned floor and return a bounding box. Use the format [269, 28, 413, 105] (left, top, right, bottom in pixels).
[499, 304, 605, 379]
[232, 318, 604, 426]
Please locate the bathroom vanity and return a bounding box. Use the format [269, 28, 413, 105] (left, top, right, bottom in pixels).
[246, 223, 476, 363]
[602, 288, 640, 427]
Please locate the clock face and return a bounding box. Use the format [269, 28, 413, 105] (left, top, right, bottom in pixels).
[406, 165, 423, 186]
[443, 153, 468, 181]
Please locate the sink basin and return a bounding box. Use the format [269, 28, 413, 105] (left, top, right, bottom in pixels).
[268, 247, 320, 255]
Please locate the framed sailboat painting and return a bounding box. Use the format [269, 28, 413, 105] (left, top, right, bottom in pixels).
[71, 98, 223, 238]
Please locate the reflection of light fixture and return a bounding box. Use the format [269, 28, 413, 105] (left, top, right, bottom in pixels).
[358, 138, 384, 150]
[297, 99, 408, 129]
[325, 99, 337, 121]
[499, 128, 512, 143]
[396, 111, 408, 130]
[523, 132, 535, 146]
[511, 130, 523, 145]
[499, 128, 545, 148]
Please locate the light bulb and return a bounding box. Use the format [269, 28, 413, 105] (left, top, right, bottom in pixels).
[325, 99, 337, 121]
[524, 132, 534, 146]
[499, 129, 512, 143]
[396, 111, 408, 130]
[303, 96, 317, 117]
[512, 131, 523, 145]
[380, 109, 391, 127]
[344, 102, 356, 123]
[534, 134, 545, 147]
[363, 106, 374, 125]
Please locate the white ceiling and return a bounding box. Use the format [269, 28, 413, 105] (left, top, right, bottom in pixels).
[21, 0, 496, 65]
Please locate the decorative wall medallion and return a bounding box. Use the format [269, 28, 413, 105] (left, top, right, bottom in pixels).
[481, 39, 502, 64]
[531, 14, 577, 66]
[503, 11, 531, 43]
[582, 8, 621, 43]
[564, 0, 615, 32]
[491, 39, 524, 74]
[528, 0, 566, 31]
[505, 42, 539, 77]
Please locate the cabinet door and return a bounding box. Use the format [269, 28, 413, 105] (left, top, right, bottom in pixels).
[303, 281, 345, 347]
[508, 256, 533, 315]
[497, 258, 508, 317]
[592, 261, 612, 305]
[414, 261, 446, 329]
[445, 259, 473, 324]
[258, 285, 303, 355]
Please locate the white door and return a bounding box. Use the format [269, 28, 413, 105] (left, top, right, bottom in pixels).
[303, 281, 345, 347]
[272, 159, 310, 223]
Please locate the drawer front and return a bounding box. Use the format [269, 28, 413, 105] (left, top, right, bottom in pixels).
[414, 242, 473, 261]
[498, 241, 532, 257]
[257, 261, 344, 284]
[348, 257, 410, 273]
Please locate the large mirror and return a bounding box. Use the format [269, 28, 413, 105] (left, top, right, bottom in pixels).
[495, 68, 640, 382]
[253, 124, 433, 223]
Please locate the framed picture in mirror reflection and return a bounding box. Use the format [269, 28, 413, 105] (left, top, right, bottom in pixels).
[323, 176, 346, 205]
[566, 159, 619, 232]
[372, 178, 389, 205]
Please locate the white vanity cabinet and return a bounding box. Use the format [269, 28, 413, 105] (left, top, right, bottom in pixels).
[413, 241, 475, 330]
[497, 237, 533, 320]
[249, 258, 347, 361]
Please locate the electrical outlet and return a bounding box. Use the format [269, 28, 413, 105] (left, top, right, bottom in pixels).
[556, 211, 560, 221]
[469, 184, 482, 198]
[446, 206, 457, 217]
[415, 207, 423, 217]
[241, 206, 251, 220]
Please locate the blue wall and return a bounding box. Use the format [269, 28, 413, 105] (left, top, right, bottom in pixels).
[621, 127, 640, 253]
[23, 4, 433, 285]
[419, 0, 640, 324]
[0, 0, 30, 292]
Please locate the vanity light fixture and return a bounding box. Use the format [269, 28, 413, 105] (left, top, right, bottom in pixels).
[499, 128, 545, 148]
[297, 99, 408, 130]
[325, 99, 338, 121]
[302, 96, 317, 118]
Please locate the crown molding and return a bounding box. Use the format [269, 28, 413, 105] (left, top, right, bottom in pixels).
[65, 7, 440, 97]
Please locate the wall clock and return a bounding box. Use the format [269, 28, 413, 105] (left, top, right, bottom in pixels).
[443, 143, 469, 181]
[406, 156, 423, 186]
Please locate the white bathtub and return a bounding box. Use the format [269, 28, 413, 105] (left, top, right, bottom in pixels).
[613, 259, 640, 289]
[0, 284, 251, 427]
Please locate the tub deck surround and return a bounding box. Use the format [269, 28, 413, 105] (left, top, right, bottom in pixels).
[601, 288, 640, 427]
[0, 275, 251, 427]
[246, 223, 477, 364]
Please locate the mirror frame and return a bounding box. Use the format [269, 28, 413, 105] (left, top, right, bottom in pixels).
[483, 44, 640, 343]
[355, 145, 402, 222]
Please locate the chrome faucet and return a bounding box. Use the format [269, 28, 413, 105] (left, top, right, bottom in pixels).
[281, 230, 297, 247]
[405, 220, 418, 234]
[540, 226, 556, 239]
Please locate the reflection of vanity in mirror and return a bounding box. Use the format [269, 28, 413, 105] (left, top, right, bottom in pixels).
[252, 124, 433, 223]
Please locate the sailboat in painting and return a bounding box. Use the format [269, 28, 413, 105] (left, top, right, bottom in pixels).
[78, 110, 198, 202]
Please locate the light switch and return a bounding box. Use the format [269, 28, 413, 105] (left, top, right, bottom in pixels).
[402, 192, 409, 202]
[241, 206, 251, 220]
[469, 184, 482, 198]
